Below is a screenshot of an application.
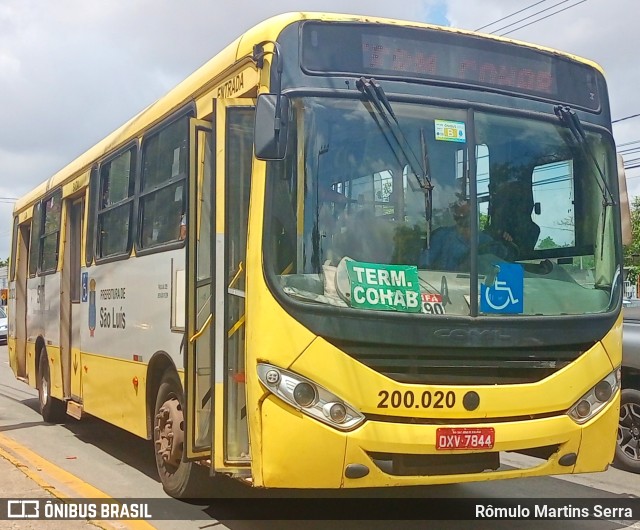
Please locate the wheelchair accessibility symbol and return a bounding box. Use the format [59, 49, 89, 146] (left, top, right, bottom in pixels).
[480, 263, 524, 314]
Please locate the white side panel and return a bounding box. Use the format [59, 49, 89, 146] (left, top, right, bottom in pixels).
[81, 249, 185, 363]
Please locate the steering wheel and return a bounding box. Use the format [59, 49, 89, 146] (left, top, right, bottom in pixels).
[478, 237, 519, 262]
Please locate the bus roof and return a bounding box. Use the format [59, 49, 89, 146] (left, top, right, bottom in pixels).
[13, 11, 604, 214]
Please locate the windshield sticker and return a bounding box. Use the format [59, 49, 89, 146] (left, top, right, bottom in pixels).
[435, 120, 466, 143]
[346, 261, 421, 312]
[480, 263, 524, 314]
[422, 293, 445, 315]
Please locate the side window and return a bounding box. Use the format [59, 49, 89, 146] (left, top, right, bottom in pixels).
[9, 217, 18, 281]
[85, 166, 98, 266]
[28, 202, 42, 277]
[97, 147, 135, 258]
[40, 191, 62, 273]
[139, 116, 188, 249]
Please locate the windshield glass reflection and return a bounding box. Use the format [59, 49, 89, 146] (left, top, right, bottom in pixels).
[265, 97, 618, 317]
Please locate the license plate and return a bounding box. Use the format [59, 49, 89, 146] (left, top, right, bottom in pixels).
[436, 427, 495, 450]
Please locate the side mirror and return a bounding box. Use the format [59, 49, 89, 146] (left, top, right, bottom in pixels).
[254, 94, 289, 160]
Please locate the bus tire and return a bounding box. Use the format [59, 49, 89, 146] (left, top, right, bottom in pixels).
[153, 370, 207, 498]
[38, 352, 66, 423]
[614, 388, 640, 473]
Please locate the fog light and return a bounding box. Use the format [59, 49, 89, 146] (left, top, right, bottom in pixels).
[594, 380, 612, 402]
[293, 382, 316, 407]
[324, 402, 347, 423]
[576, 400, 591, 418]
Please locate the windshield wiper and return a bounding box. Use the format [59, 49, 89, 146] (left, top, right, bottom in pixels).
[554, 105, 615, 261]
[554, 105, 615, 207]
[356, 77, 434, 222]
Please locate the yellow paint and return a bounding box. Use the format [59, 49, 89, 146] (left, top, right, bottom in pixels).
[573, 393, 620, 473]
[195, 64, 259, 117]
[260, 398, 346, 488]
[61, 169, 89, 198]
[227, 315, 245, 339]
[17, 206, 32, 224]
[26, 341, 37, 387]
[7, 338, 17, 373]
[0, 433, 155, 530]
[601, 311, 623, 368]
[228, 261, 244, 289]
[70, 346, 82, 397]
[44, 345, 64, 400]
[189, 313, 212, 344]
[81, 353, 148, 438]
[213, 381, 226, 471]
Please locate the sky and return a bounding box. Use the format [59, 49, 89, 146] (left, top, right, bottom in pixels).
[1, 0, 638, 260]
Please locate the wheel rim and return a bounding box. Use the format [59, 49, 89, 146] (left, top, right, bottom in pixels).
[617, 401, 640, 462]
[40, 372, 49, 408]
[154, 396, 185, 472]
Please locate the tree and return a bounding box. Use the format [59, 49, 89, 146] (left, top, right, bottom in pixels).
[624, 195, 640, 285]
[0, 258, 8, 268]
[537, 236, 558, 250]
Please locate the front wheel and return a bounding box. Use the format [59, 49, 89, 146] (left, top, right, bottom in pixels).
[614, 388, 640, 473]
[38, 351, 66, 423]
[153, 370, 210, 498]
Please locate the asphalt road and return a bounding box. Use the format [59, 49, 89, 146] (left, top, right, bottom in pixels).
[0, 344, 638, 530]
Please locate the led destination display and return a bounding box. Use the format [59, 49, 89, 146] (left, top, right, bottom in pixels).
[301, 22, 601, 111]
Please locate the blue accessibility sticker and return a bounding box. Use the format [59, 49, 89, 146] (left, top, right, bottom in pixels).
[81, 272, 88, 303]
[480, 263, 524, 314]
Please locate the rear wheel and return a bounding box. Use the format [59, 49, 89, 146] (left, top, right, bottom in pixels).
[614, 388, 640, 473]
[38, 351, 66, 423]
[153, 370, 210, 498]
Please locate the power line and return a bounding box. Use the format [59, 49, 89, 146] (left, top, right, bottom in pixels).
[487, 0, 577, 35]
[613, 113, 640, 124]
[475, 0, 549, 31]
[499, 0, 588, 37]
[617, 139, 640, 148]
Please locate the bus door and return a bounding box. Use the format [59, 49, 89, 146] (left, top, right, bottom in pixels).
[13, 221, 31, 379]
[185, 118, 214, 460]
[185, 99, 255, 473]
[61, 198, 83, 401]
[213, 98, 255, 472]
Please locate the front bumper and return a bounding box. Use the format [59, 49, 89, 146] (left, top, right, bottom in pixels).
[258, 392, 619, 488]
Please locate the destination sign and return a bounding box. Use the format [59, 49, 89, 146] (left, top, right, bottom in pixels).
[346, 261, 421, 312]
[301, 22, 601, 111]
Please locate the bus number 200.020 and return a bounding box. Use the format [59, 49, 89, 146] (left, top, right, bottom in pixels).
[377, 390, 455, 409]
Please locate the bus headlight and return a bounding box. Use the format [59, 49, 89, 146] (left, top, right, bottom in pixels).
[257, 363, 365, 431]
[567, 368, 620, 424]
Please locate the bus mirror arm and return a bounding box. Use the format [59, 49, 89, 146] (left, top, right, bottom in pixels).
[253, 41, 289, 160]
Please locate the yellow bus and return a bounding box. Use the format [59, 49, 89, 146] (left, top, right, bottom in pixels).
[7, 12, 629, 497]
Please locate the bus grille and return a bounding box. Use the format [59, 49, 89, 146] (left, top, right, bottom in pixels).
[334, 343, 583, 385]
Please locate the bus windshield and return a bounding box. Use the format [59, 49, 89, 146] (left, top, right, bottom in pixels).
[266, 96, 618, 317]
